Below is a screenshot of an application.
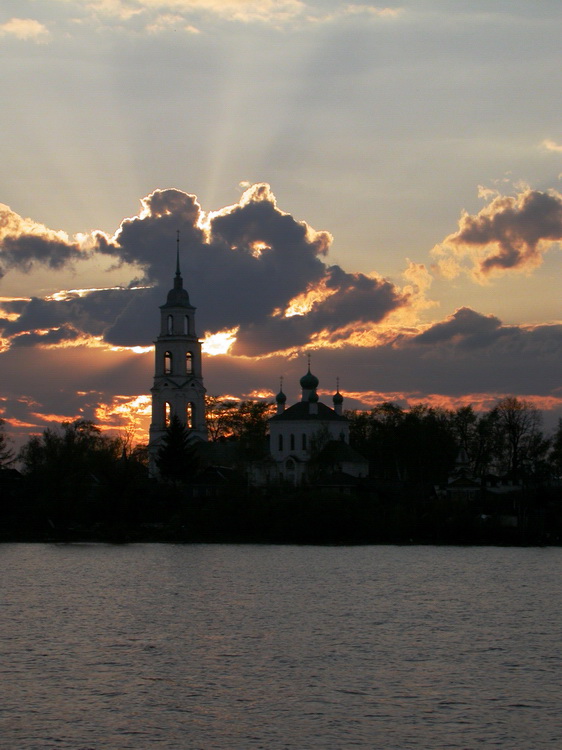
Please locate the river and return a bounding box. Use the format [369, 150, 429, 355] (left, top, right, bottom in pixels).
[1, 544, 561, 749]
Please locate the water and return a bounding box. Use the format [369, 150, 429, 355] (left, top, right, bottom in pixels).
[1, 544, 561, 749]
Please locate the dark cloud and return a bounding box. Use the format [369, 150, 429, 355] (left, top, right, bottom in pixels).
[232, 266, 405, 356]
[80, 184, 406, 351]
[436, 189, 562, 278]
[0, 204, 84, 276]
[10, 325, 82, 347]
[1, 289, 134, 340]
[412, 307, 504, 348]
[2, 308, 562, 448]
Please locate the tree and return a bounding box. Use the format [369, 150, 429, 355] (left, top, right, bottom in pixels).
[549, 419, 562, 477]
[205, 396, 239, 441]
[19, 419, 121, 480]
[348, 402, 405, 480]
[156, 415, 200, 483]
[0, 419, 14, 467]
[492, 397, 544, 479]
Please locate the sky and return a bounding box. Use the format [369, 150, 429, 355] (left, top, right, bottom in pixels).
[1, 0, 562, 448]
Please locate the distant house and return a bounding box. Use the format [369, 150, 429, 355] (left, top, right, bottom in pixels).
[436, 447, 481, 500]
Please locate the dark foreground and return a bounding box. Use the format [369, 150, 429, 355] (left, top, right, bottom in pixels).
[2, 474, 561, 545]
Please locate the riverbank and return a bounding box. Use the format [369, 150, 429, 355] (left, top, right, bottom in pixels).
[2, 488, 561, 546]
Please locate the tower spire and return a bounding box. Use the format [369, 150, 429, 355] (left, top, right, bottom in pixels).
[176, 230, 181, 278]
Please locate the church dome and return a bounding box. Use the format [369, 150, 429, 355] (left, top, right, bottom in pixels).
[300, 367, 319, 390]
[165, 280, 191, 307]
[333, 390, 343, 406]
[276, 389, 287, 404]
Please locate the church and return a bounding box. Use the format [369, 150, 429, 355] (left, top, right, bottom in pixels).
[148, 244, 368, 485]
[267, 368, 368, 485]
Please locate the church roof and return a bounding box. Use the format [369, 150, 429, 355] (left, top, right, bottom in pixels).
[269, 401, 347, 423]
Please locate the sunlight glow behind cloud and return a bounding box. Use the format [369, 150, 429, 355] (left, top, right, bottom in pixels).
[202, 328, 239, 355]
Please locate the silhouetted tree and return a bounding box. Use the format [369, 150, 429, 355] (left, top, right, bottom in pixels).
[0, 419, 14, 467]
[156, 415, 200, 483]
[227, 401, 274, 460]
[549, 419, 562, 477]
[205, 396, 239, 441]
[348, 402, 405, 479]
[19, 419, 121, 482]
[491, 397, 544, 479]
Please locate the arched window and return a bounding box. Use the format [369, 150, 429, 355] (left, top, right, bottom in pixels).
[278, 434, 283, 452]
[186, 352, 193, 374]
[164, 351, 172, 374]
[290, 433, 295, 451]
[302, 433, 307, 450]
[167, 315, 173, 335]
[164, 402, 172, 427]
[186, 402, 194, 429]
[184, 315, 189, 335]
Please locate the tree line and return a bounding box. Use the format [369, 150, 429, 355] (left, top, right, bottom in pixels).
[347, 397, 562, 487]
[1, 396, 562, 485]
[1, 397, 562, 544]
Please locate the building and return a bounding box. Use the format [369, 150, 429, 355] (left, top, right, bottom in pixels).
[148, 237, 207, 476]
[267, 366, 368, 486]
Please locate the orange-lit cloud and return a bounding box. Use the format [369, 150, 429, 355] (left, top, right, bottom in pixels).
[432, 189, 562, 282]
[202, 328, 238, 355]
[95, 395, 152, 441]
[282, 278, 337, 318]
[343, 390, 562, 414]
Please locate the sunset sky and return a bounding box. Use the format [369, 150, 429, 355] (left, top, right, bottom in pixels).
[1, 0, 562, 448]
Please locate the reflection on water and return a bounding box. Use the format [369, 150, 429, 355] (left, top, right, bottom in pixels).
[1, 544, 561, 749]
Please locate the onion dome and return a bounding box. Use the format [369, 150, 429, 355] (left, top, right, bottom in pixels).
[276, 389, 287, 405]
[333, 390, 343, 406]
[308, 390, 319, 403]
[300, 366, 319, 391]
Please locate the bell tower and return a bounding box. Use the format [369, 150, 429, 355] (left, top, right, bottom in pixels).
[148, 233, 207, 475]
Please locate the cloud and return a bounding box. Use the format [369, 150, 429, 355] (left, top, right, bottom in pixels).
[412, 307, 504, 348]
[0, 288, 141, 350]
[86, 0, 306, 24]
[86, 183, 408, 353]
[0, 204, 85, 277]
[10, 325, 84, 348]
[0, 18, 51, 43]
[541, 139, 562, 154]
[76, 0, 403, 30]
[3, 300, 562, 448]
[432, 189, 562, 281]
